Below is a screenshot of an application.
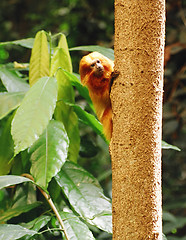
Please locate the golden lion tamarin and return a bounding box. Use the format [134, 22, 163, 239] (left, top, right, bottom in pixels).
[79, 52, 114, 141]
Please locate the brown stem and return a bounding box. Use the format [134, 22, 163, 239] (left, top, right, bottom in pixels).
[21, 173, 69, 240]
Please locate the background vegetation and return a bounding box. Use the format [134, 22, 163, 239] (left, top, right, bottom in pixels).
[0, 0, 186, 239]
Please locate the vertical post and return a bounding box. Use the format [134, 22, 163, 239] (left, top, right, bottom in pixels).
[111, 0, 165, 239]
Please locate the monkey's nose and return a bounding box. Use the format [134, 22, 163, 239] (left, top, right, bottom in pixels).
[95, 63, 104, 72]
[94, 64, 104, 77]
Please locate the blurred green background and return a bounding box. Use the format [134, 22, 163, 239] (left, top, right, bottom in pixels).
[0, 0, 186, 239]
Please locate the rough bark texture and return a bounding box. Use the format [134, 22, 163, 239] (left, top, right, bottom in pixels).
[110, 0, 165, 239]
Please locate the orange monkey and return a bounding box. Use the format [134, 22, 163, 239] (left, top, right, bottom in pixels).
[79, 52, 115, 141]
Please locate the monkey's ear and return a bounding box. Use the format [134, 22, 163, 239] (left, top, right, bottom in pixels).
[109, 70, 120, 93]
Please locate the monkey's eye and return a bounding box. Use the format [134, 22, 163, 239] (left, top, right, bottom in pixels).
[90, 59, 101, 68]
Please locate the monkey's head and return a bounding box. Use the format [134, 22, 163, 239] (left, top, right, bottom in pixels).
[79, 52, 114, 86]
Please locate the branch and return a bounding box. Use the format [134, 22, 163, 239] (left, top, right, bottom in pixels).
[22, 173, 69, 240]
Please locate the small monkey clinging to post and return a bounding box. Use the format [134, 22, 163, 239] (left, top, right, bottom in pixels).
[79, 51, 116, 141]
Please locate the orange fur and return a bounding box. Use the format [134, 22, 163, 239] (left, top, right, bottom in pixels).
[79, 52, 114, 141]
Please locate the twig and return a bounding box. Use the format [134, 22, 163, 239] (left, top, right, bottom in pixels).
[21, 173, 69, 240]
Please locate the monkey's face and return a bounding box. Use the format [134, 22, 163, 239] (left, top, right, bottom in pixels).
[90, 59, 104, 77]
[79, 52, 114, 86]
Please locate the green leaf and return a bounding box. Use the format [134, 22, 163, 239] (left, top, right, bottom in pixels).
[0, 116, 14, 175]
[0, 38, 35, 49]
[70, 45, 114, 60]
[0, 66, 29, 92]
[163, 216, 186, 234]
[162, 140, 181, 151]
[11, 76, 58, 156]
[0, 175, 32, 190]
[55, 101, 80, 163]
[0, 202, 41, 223]
[30, 120, 69, 189]
[63, 71, 93, 108]
[57, 33, 73, 72]
[0, 92, 25, 120]
[50, 35, 73, 104]
[50, 41, 80, 163]
[29, 31, 49, 86]
[25, 215, 51, 231]
[72, 104, 103, 137]
[50, 48, 72, 77]
[163, 211, 177, 222]
[65, 110, 80, 163]
[60, 211, 95, 240]
[50, 54, 74, 104]
[0, 224, 36, 240]
[22, 215, 51, 240]
[55, 161, 112, 233]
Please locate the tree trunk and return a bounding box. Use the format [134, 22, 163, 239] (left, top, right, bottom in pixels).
[110, 0, 165, 239]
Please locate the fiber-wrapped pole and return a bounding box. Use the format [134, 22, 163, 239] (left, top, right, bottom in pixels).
[110, 0, 165, 239]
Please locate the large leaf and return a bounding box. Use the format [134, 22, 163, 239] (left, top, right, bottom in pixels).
[0, 224, 36, 240]
[71, 104, 104, 138]
[55, 161, 112, 233]
[0, 116, 14, 175]
[30, 120, 69, 189]
[29, 31, 49, 86]
[70, 45, 114, 60]
[64, 110, 80, 163]
[0, 66, 29, 92]
[0, 175, 32, 190]
[50, 38, 80, 163]
[60, 211, 95, 240]
[63, 70, 93, 108]
[0, 92, 25, 120]
[0, 38, 35, 49]
[0, 202, 41, 223]
[50, 34, 73, 103]
[56, 33, 73, 73]
[50, 52, 74, 103]
[23, 215, 51, 231]
[66, 102, 107, 142]
[22, 215, 51, 240]
[11, 76, 58, 156]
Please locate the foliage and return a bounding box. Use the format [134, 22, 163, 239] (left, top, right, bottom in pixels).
[0, 31, 112, 239]
[0, 29, 182, 240]
[0, 0, 186, 239]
